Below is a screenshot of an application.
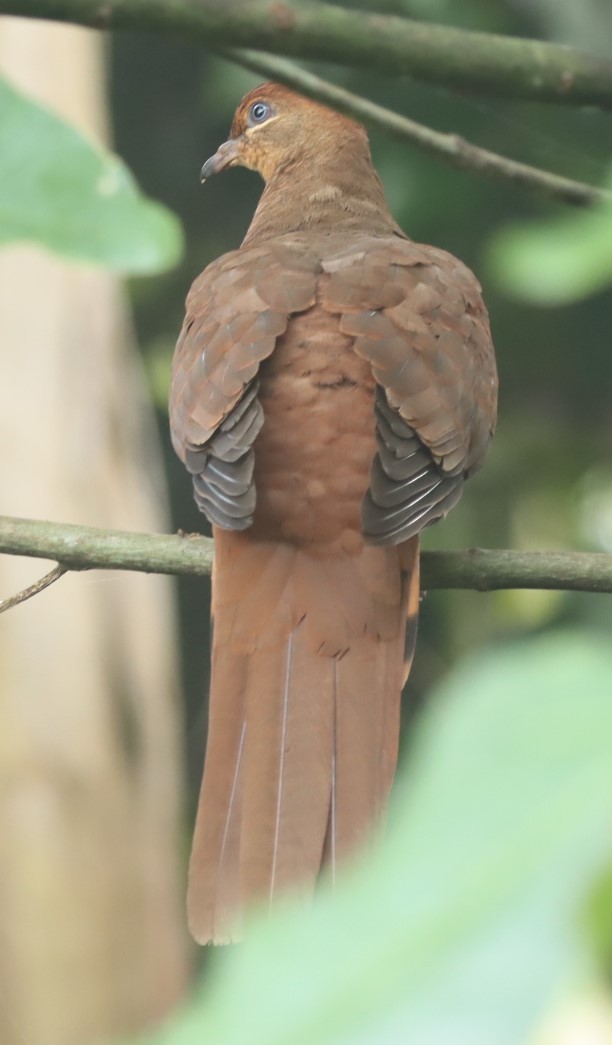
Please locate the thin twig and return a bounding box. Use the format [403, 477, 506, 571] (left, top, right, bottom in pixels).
[5, 0, 612, 109]
[0, 563, 67, 614]
[1, 516, 612, 594]
[226, 50, 610, 208]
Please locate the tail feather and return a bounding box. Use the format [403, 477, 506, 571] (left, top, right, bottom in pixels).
[326, 636, 404, 868]
[240, 622, 334, 907]
[401, 536, 421, 684]
[187, 646, 248, 943]
[188, 530, 420, 943]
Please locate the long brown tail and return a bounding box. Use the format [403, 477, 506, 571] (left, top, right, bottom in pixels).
[187, 530, 420, 943]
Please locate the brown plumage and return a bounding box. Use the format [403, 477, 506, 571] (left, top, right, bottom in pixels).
[170, 83, 497, 943]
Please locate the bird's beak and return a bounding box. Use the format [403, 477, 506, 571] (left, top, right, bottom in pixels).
[200, 138, 240, 182]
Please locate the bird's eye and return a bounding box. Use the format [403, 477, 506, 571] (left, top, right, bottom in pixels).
[249, 101, 271, 125]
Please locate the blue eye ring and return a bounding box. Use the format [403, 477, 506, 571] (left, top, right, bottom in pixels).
[249, 101, 271, 125]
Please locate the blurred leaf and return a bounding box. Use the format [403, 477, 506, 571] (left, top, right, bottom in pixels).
[0, 76, 183, 272]
[493, 587, 565, 629]
[132, 632, 612, 1045]
[486, 182, 612, 305]
[584, 865, 612, 983]
[143, 335, 173, 410]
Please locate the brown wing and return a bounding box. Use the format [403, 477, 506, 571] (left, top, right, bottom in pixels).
[321, 237, 498, 545]
[170, 242, 318, 529]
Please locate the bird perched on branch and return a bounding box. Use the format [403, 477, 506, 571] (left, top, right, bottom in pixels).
[170, 83, 497, 944]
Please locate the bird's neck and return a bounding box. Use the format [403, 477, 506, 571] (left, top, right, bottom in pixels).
[242, 146, 402, 247]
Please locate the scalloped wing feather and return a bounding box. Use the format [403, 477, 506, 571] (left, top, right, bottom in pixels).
[170, 242, 318, 529]
[320, 236, 497, 545]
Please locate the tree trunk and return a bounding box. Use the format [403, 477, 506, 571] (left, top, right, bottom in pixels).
[0, 19, 188, 1045]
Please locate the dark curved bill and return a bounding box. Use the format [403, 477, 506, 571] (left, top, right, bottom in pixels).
[200, 139, 240, 182]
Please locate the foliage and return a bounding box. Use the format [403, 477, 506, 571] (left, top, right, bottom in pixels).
[487, 174, 612, 305]
[128, 632, 612, 1045]
[0, 75, 183, 272]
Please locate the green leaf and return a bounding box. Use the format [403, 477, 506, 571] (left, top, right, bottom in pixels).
[486, 184, 612, 305]
[133, 632, 612, 1045]
[0, 76, 183, 273]
[584, 864, 612, 983]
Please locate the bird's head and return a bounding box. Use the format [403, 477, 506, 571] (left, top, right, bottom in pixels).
[200, 82, 369, 184]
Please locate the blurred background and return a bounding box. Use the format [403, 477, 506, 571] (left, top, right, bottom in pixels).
[1, 0, 612, 1042]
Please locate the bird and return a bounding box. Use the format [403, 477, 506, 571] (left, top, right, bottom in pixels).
[170, 83, 498, 944]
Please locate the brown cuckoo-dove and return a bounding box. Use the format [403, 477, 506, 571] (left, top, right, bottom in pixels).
[170, 83, 498, 944]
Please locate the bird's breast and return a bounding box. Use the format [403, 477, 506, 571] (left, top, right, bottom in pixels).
[252, 304, 377, 548]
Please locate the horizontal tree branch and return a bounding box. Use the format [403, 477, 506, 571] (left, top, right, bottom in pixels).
[5, 0, 612, 109]
[2, 515, 612, 595]
[422, 548, 612, 594]
[0, 515, 214, 578]
[227, 50, 610, 208]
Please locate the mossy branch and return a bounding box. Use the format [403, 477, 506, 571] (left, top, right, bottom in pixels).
[4, 0, 612, 109]
[2, 517, 612, 608]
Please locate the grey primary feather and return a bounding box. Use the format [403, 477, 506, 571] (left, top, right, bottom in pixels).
[363, 386, 464, 545]
[187, 380, 263, 529]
